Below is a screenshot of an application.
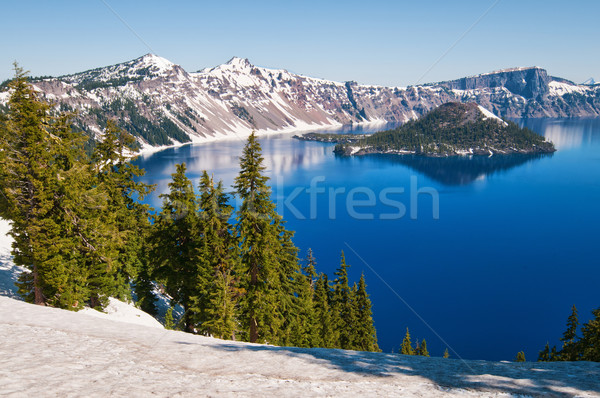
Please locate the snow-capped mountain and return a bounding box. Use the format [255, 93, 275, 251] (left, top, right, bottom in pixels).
[3, 54, 600, 150]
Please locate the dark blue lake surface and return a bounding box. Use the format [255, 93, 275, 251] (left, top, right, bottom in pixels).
[133, 119, 600, 361]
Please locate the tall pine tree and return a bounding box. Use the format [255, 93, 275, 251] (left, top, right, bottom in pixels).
[234, 132, 290, 343]
[192, 171, 239, 339]
[401, 328, 414, 355]
[331, 251, 355, 349]
[352, 273, 379, 352]
[559, 305, 580, 361]
[151, 163, 200, 332]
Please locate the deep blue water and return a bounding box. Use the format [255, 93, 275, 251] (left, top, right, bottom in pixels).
[133, 119, 600, 361]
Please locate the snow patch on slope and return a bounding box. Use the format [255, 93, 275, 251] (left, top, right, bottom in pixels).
[80, 298, 163, 329]
[548, 81, 589, 96]
[477, 105, 508, 126]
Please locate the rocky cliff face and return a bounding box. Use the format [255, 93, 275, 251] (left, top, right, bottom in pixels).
[2, 54, 599, 149]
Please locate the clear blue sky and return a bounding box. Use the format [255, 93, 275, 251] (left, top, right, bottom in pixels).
[1, 0, 598, 86]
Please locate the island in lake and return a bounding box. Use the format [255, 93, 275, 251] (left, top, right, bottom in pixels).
[295, 102, 556, 157]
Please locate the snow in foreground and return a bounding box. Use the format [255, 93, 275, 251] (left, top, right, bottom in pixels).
[1, 297, 599, 397]
[1, 220, 600, 397]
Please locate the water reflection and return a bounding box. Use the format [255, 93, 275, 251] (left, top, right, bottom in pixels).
[365, 153, 552, 185]
[513, 118, 600, 150]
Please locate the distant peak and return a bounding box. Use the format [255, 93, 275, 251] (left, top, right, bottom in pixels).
[137, 53, 174, 66]
[132, 53, 176, 75]
[225, 56, 252, 68]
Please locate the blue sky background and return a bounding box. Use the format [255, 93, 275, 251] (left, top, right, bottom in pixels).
[1, 0, 598, 86]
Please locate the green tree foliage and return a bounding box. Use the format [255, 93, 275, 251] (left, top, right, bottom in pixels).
[537, 305, 600, 362]
[331, 251, 356, 349]
[151, 163, 200, 332]
[401, 328, 414, 355]
[313, 273, 335, 348]
[417, 339, 429, 357]
[515, 351, 526, 362]
[234, 132, 292, 344]
[165, 306, 175, 330]
[580, 308, 600, 361]
[538, 343, 550, 362]
[1, 65, 152, 310]
[559, 305, 580, 361]
[292, 249, 319, 348]
[193, 171, 239, 340]
[352, 273, 380, 352]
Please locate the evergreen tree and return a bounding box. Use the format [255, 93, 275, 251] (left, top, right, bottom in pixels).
[331, 251, 355, 349]
[151, 163, 200, 332]
[234, 132, 291, 343]
[292, 249, 319, 347]
[418, 339, 429, 357]
[443, 348, 450, 359]
[134, 266, 157, 316]
[515, 351, 526, 362]
[192, 171, 239, 339]
[550, 346, 559, 361]
[165, 306, 175, 330]
[580, 307, 600, 361]
[401, 328, 414, 355]
[1, 64, 101, 308]
[352, 273, 379, 352]
[313, 273, 335, 348]
[538, 343, 550, 362]
[87, 120, 154, 308]
[559, 305, 580, 361]
[272, 220, 303, 347]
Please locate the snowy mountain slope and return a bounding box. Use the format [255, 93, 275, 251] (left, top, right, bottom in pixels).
[1, 296, 599, 397]
[2, 55, 600, 151]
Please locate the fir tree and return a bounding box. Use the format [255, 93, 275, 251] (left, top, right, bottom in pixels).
[292, 249, 319, 347]
[352, 273, 379, 352]
[443, 348, 450, 358]
[401, 328, 414, 355]
[134, 266, 157, 316]
[559, 305, 580, 361]
[165, 306, 175, 330]
[418, 339, 430, 357]
[1, 64, 98, 308]
[538, 343, 550, 362]
[272, 220, 303, 347]
[234, 132, 289, 343]
[550, 346, 559, 361]
[515, 351, 526, 362]
[313, 273, 335, 348]
[93, 120, 154, 304]
[192, 171, 239, 339]
[151, 163, 200, 332]
[331, 251, 355, 349]
[580, 307, 600, 361]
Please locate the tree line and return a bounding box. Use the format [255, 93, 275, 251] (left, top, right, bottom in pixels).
[537, 305, 600, 362]
[0, 67, 379, 351]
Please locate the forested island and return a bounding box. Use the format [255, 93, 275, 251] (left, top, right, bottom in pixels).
[296, 102, 556, 157]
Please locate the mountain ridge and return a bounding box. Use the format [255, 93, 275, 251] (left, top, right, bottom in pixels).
[2, 54, 599, 151]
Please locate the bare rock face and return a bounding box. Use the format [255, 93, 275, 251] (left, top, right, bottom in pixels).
[438, 67, 551, 99]
[3, 55, 599, 149]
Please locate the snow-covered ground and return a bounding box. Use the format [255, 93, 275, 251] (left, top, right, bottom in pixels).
[2, 297, 600, 397]
[1, 219, 599, 397]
